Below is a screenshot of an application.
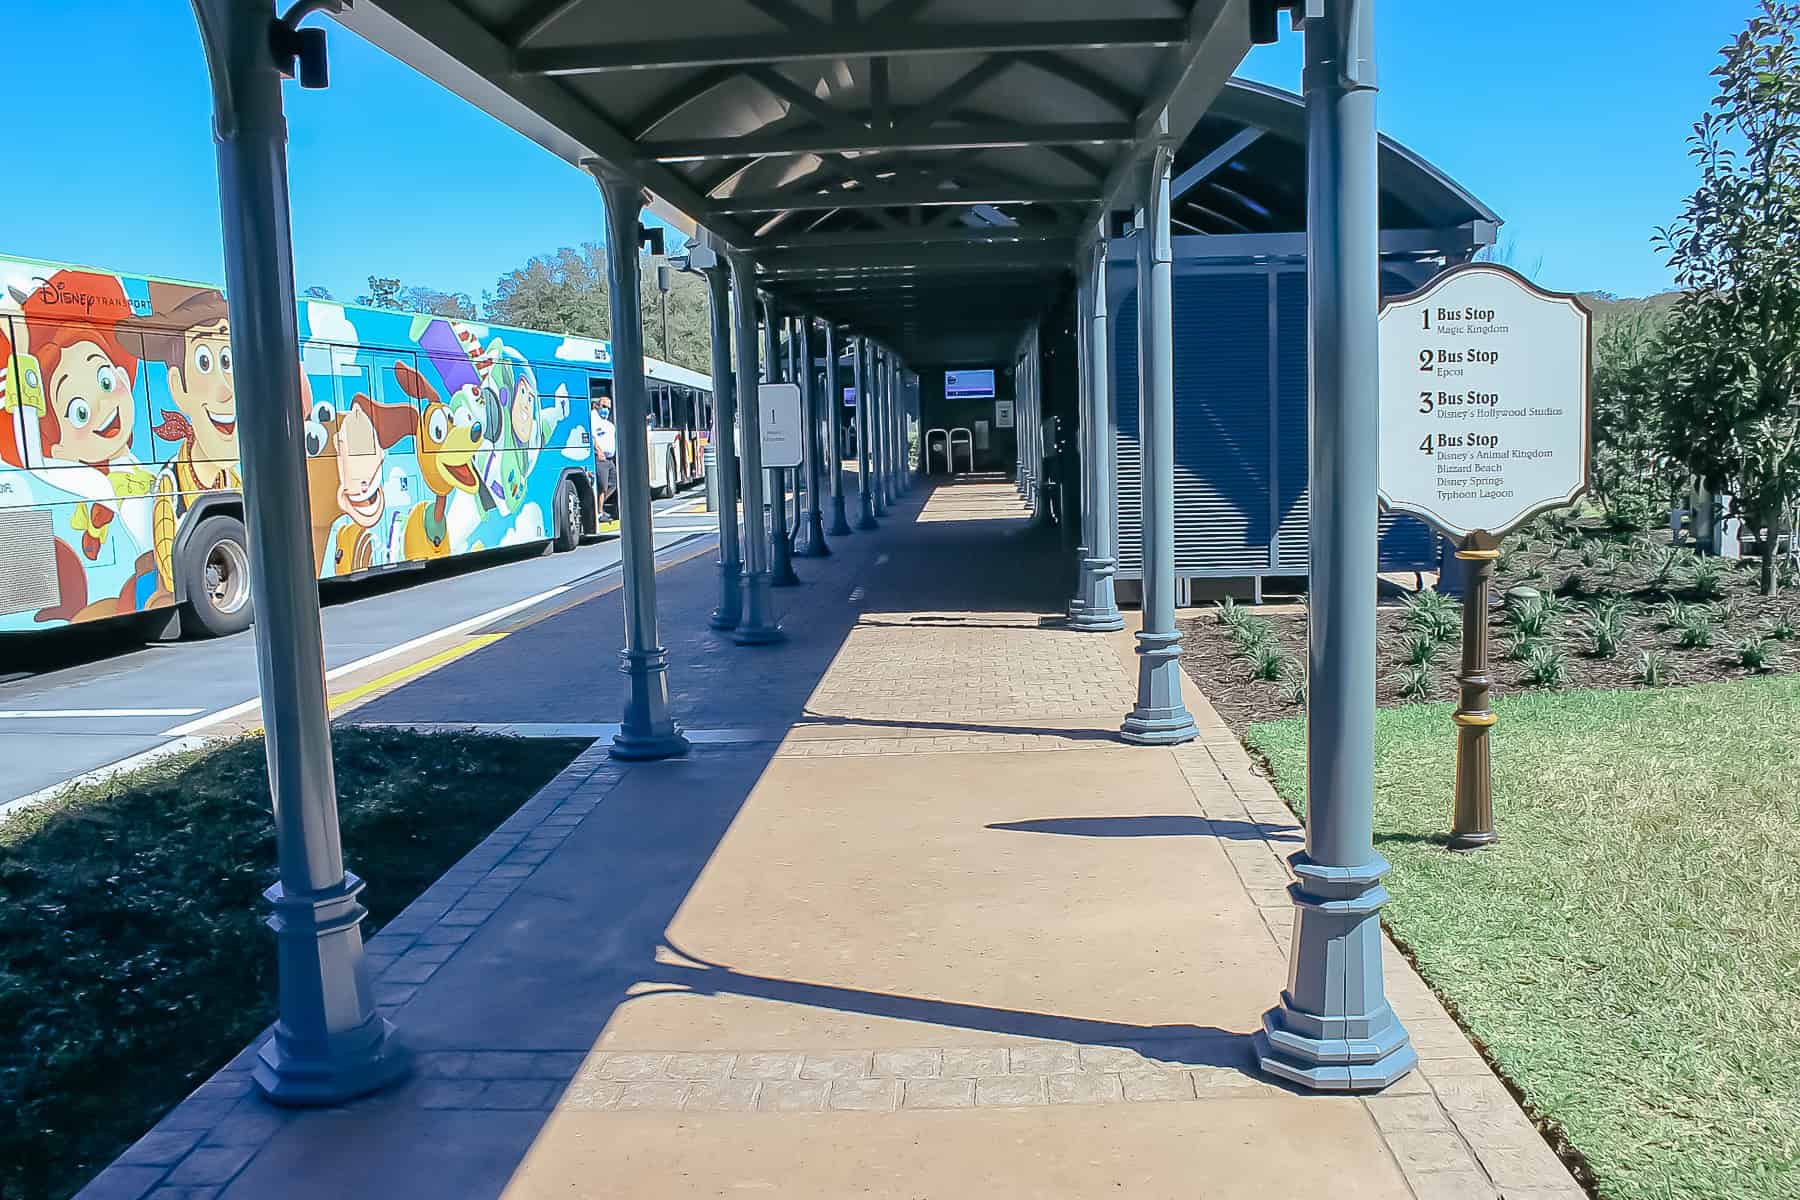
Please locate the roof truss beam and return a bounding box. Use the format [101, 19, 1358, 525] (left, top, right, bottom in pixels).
[644, 120, 1133, 162]
[1171, 126, 1263, 198]
[514, 20, 1188, 75]
[711, 180, 1101, 213]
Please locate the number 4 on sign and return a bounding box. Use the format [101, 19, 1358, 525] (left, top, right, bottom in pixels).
[1419, 435, 1433, 455]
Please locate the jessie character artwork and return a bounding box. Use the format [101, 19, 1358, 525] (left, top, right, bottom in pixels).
[15, 270, 160, 622]
[305, 386, 416, 577]
[139, 284, 241, 592]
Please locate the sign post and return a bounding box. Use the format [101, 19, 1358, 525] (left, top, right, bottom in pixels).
[1378, 263, 1591, 849]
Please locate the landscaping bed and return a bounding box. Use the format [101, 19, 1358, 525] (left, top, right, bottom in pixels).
[0, 729, 589, 1200]
[1248, 678, 1800, 1200]
[1180, 516, 1800, 734]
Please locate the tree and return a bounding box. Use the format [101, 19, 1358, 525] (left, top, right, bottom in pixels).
[301, 285, 334, 301]
[1655, 0, 1800, 593]
[351, 275, 474, 317]
[1590, 305, 1677, 530]
[482, 242, 714, 374]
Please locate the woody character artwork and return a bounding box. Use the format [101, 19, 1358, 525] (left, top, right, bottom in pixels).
[1, 269, 159, 623]
[138, 283, 240, 595]
[303, 381, 417, 577]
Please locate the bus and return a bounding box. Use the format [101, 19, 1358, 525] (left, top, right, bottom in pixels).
[0, 254, 709, 640]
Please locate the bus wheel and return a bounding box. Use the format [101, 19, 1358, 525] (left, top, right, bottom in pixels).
[656, 451, 677, 499]
[180, 515, 254, 638]
[553, 479, 582, 553]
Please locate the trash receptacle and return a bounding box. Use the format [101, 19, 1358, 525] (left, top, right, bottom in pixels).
[704, 444, 719, 512]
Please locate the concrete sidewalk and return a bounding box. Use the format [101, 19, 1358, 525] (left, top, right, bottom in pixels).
[81, 482, 1582, 1200]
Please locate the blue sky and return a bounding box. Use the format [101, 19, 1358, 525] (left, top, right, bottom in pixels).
[11, 2, 1736, 302]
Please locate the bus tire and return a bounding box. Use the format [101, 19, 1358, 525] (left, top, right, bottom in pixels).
[179, 515, 254, 638]
[656, 450, 677, 499]
[553, 479, 582, 553]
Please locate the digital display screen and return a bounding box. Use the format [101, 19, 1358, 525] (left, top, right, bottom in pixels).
[843, 387, 857, 407]
[945, 369, 995, 399]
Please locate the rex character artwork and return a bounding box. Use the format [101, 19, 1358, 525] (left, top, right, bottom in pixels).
[137, 284, 241, 593]
[390, 359, 485, 560]
[15, 270, 160, 622]
[304, 386, 417, 577]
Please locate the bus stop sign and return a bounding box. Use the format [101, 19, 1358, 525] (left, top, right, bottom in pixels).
[758, 382, 803, 469]
[1377, 262, 1591, 542]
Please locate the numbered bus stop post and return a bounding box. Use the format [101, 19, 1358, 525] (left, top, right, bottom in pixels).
[1450, 541, 1499, 848]
[854, 337, 878, 530]
[192, 0, 407, 1104]
[589, 163, 689, 761]
[761, 297, 800, 587]
[796, 316, 831, 557]
[824, 322, 853, 536]
[1256, 0, 1415, 1091]
[694, 241, 741, 630]
[1121, 139, 1199, 746]
[1072, 229, 1126, 633]
[728, 253, 784, 644]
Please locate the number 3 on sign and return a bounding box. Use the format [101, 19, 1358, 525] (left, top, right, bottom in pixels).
[1419, 391, 1433, 413]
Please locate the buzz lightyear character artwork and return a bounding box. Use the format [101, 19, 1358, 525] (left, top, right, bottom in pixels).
[2, 270, 160, 624]
[476, 343, 548, 517]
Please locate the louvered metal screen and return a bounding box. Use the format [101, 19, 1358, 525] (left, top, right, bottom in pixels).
[1113, 257, 1440, 582]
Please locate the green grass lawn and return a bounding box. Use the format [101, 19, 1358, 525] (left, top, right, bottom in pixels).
[0, 729, 589, 1200]
[1247, 678, 1800, 1200]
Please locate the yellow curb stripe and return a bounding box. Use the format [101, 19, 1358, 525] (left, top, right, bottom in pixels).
[327, 633, 507, 716]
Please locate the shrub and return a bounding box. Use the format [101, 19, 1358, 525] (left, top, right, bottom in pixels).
[1508, 596, 1551, 637]
[1655, 599, 1690, 630]
[1399, 630, 1443, 667]
[1249, 641, 1287, 681]
[1689, 555, 1726, 599]
[1676, 609, 1716, 648]
[1522, 645, 1570, 688]
[1737, 636, 1781, 673]
[1277, 670, 1306, 709]
[1393, 663, 1434, 700]
[1581, 605, 1628, 658]
[1558, 569, 1587, 597]
[1759, 614, 1797, 641]
[1637, 650, 1671, 686]
[1231, 617, 1275, 652]
[1579, 543, 1604, 568]
[1502, 631, 1540, 661]
[1647, 546, 1686, 590]
[1402, 588, 1460, 641]
[1214, 597, 1247, 628]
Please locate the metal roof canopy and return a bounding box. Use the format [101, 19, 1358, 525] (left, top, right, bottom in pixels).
[336, 0, 1260, 366]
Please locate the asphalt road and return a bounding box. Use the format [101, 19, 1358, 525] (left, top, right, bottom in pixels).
[0, 489, 720, 805]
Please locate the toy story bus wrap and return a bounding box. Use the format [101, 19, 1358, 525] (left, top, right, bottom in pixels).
[0, 255, 705, 639]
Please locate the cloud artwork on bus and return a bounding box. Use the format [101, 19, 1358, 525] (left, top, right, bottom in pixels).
[0, 254, 671, 634]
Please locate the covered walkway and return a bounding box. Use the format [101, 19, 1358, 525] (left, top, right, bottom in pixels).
[83, 483, 1579, 1199]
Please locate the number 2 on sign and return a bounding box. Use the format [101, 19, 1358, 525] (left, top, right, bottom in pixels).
[1418, 349, 1433, 371]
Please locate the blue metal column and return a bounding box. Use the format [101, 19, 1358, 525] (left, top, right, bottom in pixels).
[1121, 143, 1198, 745]
[762, 297, 800, 587]
[854, 336, 879, 529]
[728, 251, 784, 644]
[1257, 0, 1415, 1091]
[1072, 229, 1125, 632]
[191, 0, 408, 1104]
[824, 322, 853, 535]
[893, 356, 909, 497]
[1068, 247, 1095, 619]
[871, 346, 890, 517]
[795, 317, 830, 556]
[590, 165, 689, 761]
[695, 242, 741, 630]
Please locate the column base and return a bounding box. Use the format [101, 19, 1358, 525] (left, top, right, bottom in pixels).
[795, 515, 832, 557]
[772, 558, 802, 587]
[255, 873, 412, 1107]
[857, 499, 879, 531]
[1255, 853, 1416, 1092]
[610, 727, 691, 760]
[614, 647, 688, 760]
[1070, 607, 1126, 633]
[710, 565, 743, 630]
[734, 573, 786, 645]
[829, 497, 853, 537]
[1119, 706, 1199, 745]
